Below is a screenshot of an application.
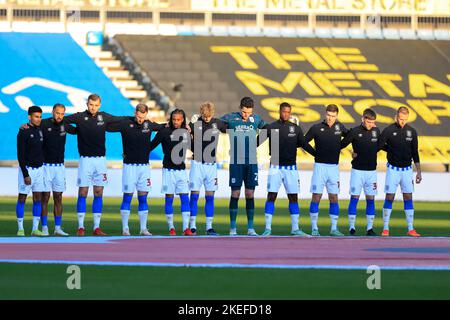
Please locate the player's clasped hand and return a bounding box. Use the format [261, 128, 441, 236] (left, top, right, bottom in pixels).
[24, 177, 31, 185]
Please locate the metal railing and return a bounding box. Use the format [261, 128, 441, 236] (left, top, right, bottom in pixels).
[106, 10, 152, 23]
[160, 11, 203, 25]
[0, 6, 449, 31]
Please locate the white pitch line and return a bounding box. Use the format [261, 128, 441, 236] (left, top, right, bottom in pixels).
[0, 259, 450, 271]
[0, 235, 449, 244]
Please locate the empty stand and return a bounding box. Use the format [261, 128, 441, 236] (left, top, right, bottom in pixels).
[115, 35, 241, 115]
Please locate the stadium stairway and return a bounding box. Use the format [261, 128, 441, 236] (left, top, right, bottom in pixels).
[82, 44, 165, 121]
[114, 35, 240, 116]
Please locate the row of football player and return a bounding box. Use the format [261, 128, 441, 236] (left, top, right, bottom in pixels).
[15, 95, 421, 237]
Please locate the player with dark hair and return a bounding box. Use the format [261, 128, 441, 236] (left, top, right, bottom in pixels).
[341, 108, 381, 236]
[16, 106, 45, 236]
[149, 108, 192, 236]
[107, 103, 165, 236]
[64, 93, 125, 236]
[39, 103, 77, 236]
[305, 104, 349, 236]
[260, 102, 316, 236]
[379, 106, 422, 237]
[188, 101, 227, 236]
[221, 97, 266, 236]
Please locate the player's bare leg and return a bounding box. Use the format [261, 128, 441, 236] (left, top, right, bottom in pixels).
[245, 188, 257, 236]
[92, 186, 106, 235]
[263, 192, 277, 236]
[403, 192, 420, 237]
[16, 193, 28, 236]
[137, 191, 151, 236]
[76, 186, 89, 236]
[229, 188, 241, 235]
[382, 193, 395, 236]
[309, 193, 322, 236]
[40, 191, 51, 236]
[120, 192, 133, 236]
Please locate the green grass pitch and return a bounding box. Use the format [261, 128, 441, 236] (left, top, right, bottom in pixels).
[0, 196, 449, 299]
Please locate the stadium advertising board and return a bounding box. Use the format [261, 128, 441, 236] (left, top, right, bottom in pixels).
[0, 0, 449, 15]
[0, 33, 149, 161]
[198, 38, 449, 164]
[192, 0, 448, 14]
[0, 0, 181, 9]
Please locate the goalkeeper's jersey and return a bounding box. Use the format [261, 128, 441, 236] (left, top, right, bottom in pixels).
[220, 112, 266, 165]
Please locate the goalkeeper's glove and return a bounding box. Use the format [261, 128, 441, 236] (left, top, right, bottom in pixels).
[190, 113, 200, 123]
[289, 115, 299, 125]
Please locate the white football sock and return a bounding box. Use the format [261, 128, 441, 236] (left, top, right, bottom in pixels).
[330, 215, 339, 231]
[291, 214, 299, 232]
[190, 216, 197, 229]
[17, 218, 24, 230]
[383, 208, 392, 230]
[405, 209, 414, 231]
[93, 213, 101, 230]
[205, 217, 213, 230]
[367, 215, 374, 230]
[310, 212, 319, 230]
[166, 214, 174, 229]
[121, 210, 130, 230]
[265, 214, 273, 230]
[138, 211, 148, 231]
[77, 212, 85, 229]
[349, 215, 356, 230]
[182, 212, 190, 230]
[32, 216, 40, 231]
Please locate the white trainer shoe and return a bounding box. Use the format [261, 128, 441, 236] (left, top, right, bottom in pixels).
[41, 226, 49, 236]
[54, 228, 69, 236]
[229, 228, 237, 236]
[140, 229, 152, 236]
[122, 228, 131, 236]
[247, 228, 258, 236]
